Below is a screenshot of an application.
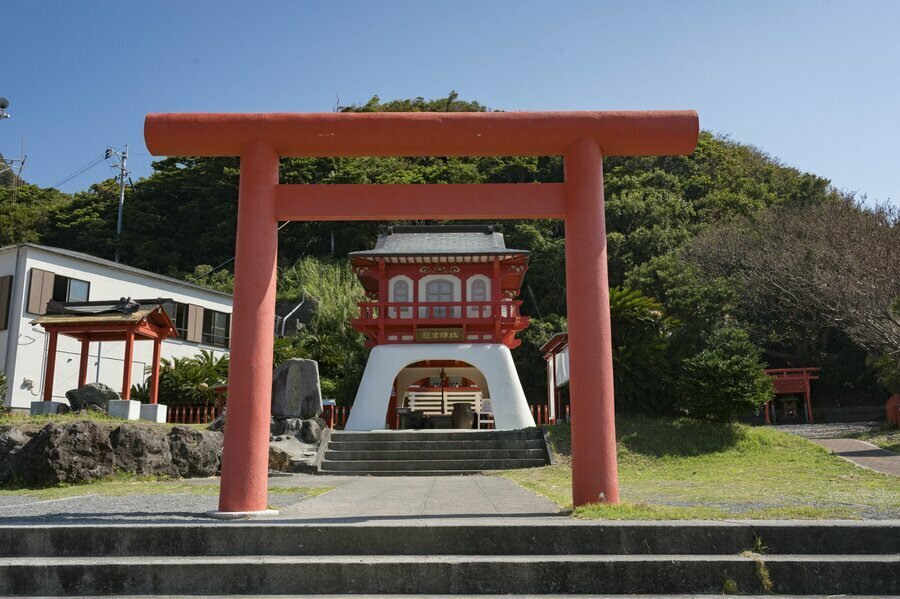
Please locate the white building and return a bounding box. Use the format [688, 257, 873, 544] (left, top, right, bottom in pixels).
[0, 244, 232, 411]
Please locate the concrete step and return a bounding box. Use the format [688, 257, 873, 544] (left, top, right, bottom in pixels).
[319, 458, 548, 472]
[324, 448, 547, 461]
[3, 522, 897, 558]
[327, 439, 546, 451]
[330, 429, 544, 442]
[0, 554, 896, 595]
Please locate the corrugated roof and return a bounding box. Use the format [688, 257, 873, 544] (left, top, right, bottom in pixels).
[0, 243, 232, 299]
[349, 225, 529, 258]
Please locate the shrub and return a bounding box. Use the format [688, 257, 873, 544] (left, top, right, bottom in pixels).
[677, 326, 773, 422]
[871, 353, 900, 394]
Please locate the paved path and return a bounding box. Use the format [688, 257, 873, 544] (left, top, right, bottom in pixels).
[772, 422, 900, 476]
[0, 474, 560, 524]
[276, 474, 558, 523]
[774, 422, 883, 439]
[809, 438, 900, 476]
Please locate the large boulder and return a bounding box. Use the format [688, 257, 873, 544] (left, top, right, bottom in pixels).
[0, 427, 32, 484]
[272, 417, 326, 444]
[13, 421, 114, 485]
[65, 383, 120, 412]
[110, 423, 176, 477]
[271, 358, 322, 419]
[168, 427, 223, 478]
[268, 445, 293, 471]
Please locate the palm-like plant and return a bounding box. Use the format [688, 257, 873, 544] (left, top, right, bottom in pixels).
[609, 287, 676, 414]
[135, 350, 229, 405]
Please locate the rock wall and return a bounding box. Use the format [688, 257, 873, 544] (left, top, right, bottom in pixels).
[0, 420, 223, 486]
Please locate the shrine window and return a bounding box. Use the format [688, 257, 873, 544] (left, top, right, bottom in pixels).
[389, 277, 412, 319]
[393, 279, 409, 302]
[467, 277, 491, 317]
[426, 279, 454, 318]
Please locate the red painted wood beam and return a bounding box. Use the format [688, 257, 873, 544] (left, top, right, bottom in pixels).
[273, 183, 565, 221]
[145, 110, 698, 158]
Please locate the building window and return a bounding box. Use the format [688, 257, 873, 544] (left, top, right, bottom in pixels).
[0, 275, 11, 331]
[163, 301, 191, 338]
[391, 279, 411, 319]
[426, 279, 454, 318]
[468, 278, 490, 318]
[393, 279, 409, 302]
[202, 309, 230, 348]
[52, 275, 90, 303]
[470, 279, 487, 302]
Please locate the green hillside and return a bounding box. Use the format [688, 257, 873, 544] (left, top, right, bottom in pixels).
[1, 94, 896, 410]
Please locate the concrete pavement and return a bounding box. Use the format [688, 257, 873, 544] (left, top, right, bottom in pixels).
[0, 474, 560, 524]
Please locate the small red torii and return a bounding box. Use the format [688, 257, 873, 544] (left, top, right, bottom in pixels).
[764, 367, 820, 424]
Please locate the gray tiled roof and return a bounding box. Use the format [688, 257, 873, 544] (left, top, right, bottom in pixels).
[0, 243, 232, 298]
[349, 225, 529, 257]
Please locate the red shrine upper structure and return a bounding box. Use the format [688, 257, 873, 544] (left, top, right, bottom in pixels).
[349, 225, 530, 349]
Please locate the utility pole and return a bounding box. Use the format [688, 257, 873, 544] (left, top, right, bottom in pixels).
[106, 145, 129, 263]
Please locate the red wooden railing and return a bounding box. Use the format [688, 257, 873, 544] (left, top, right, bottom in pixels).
[530, 403, 551, 425]
[331, 405, 351, 429]
[355, 300, 523, 321]
[166, 403, 222, 424]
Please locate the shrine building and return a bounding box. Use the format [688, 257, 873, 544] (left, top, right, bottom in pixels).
[345, 225, 535, 431]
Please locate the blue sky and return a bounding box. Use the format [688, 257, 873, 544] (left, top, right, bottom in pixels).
[1, 1, 898, 204]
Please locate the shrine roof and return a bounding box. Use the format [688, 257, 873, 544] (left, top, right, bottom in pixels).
[30, 298, 178, 339]
[349, 225, 529, 259]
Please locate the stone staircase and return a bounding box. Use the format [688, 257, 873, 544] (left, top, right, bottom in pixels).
[318, 428, 551, 475]
[0, 521, 896, 595]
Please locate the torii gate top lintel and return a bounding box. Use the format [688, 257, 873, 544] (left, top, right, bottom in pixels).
[144, 110, 698, 158]
[142, 109, 699, 517]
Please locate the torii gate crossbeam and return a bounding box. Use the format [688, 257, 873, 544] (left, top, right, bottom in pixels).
[145, 110, 699, 517]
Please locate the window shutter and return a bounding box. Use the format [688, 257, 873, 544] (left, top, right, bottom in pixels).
[0, 275, 12, 331]
[27, 269, 55, 315]
[186, 304, 204, 343]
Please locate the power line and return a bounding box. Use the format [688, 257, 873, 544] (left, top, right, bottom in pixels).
[52, 153, 106, 189]
[173, 221, 293, 291]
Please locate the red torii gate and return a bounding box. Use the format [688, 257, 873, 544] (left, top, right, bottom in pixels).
[145, 110, 699, 517]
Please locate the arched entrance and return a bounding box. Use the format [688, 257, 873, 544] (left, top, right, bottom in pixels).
[345, 343, 534, 431]
[389, 361, 489, 430]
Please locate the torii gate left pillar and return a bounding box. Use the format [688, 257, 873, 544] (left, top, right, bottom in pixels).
[145, 110, 698, 517]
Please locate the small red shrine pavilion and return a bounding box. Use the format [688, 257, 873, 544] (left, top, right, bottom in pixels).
[345, 225, 536, 430]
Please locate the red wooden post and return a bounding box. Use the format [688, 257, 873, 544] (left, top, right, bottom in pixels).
[121, 328, 135, 400]
[565, 136, 619, 506]
[43, 331, 59, 402]
[149, 338, 162, 404]
[77, 339, 90, 388]
[218, 141, 279, 515]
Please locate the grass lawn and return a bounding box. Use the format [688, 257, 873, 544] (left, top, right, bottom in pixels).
[0, 412, 209, 431]
[500, 416, 900, 520]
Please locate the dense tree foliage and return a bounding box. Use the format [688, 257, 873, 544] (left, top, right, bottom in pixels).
[3, 93, 892, 417]
[677, 326, 774, 422]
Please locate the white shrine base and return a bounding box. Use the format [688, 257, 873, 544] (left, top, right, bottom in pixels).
[345, 343, 535, 431]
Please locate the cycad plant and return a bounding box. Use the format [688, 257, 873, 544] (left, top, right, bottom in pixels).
[132, 349, 229, 405]
[609, 287, 676, 414]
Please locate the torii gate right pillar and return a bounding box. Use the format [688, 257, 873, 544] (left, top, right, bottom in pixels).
[565, 136, 619, 505]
